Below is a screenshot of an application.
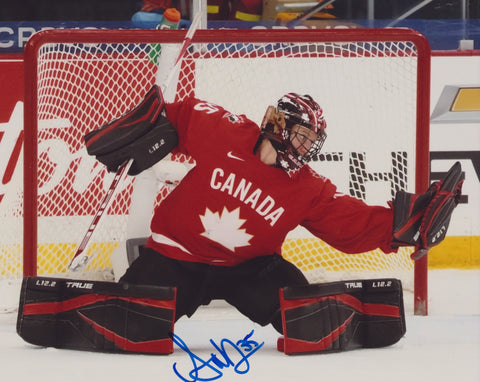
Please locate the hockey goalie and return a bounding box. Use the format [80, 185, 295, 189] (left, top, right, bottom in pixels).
[17, 84, 462, 355]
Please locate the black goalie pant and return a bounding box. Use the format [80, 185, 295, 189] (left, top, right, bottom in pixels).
[120, 246, 308, 332]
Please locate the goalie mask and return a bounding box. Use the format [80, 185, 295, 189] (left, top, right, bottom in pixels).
[261, 93, 327, 173]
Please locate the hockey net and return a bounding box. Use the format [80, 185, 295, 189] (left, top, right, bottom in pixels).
[1, 28, 430, 313]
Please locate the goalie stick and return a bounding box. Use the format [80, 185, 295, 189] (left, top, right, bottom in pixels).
[68, 13, 202, 272]
[69, 159, 133, 271]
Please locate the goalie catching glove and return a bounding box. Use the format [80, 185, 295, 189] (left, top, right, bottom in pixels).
[84, 85, 178, 175]
[392, 161, 463, 260]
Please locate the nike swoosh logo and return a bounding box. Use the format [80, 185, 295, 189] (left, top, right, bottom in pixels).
[227, 151, 245, 161]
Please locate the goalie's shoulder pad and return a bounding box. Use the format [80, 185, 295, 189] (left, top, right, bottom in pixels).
[84, 85, 165, 156]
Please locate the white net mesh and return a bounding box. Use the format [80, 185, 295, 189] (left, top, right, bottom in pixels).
[1, 29, 429, 312]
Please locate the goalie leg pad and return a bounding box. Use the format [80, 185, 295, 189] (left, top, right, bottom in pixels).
[278, 279, 405, 355]
[17, 277, 176, 354]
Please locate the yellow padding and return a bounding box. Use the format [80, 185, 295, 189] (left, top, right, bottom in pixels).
[428, 236, 480, 269]
[207, 5, 219, 14]
[37, 242, 115, 274]
[276, 12, 336, 21]
[235, 11, 261, 21]
[8, 236, 479, 278]
[282, 238, 413, 274]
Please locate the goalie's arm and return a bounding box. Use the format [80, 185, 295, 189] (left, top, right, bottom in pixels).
[84, 85, 179, 176]
[300, 162, 462, 261]
[301, 179, 396, 255]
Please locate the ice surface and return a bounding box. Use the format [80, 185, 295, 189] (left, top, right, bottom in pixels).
[1, 269, 479, 382]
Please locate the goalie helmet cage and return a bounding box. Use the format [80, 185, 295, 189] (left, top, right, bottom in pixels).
[18, 28, 430, 315]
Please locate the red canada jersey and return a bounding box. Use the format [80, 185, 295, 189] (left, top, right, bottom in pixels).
[146, 97, 396, 266]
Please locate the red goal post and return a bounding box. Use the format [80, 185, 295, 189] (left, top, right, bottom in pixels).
[18, 28, 430, 314]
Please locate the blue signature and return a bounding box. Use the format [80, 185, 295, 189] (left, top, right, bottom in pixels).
[170, 330, 264, 382]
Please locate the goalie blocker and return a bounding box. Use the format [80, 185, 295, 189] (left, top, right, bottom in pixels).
[278, 278, 406, 355]
[84, 85, 178, 176]
[17, 277, 176, 354]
